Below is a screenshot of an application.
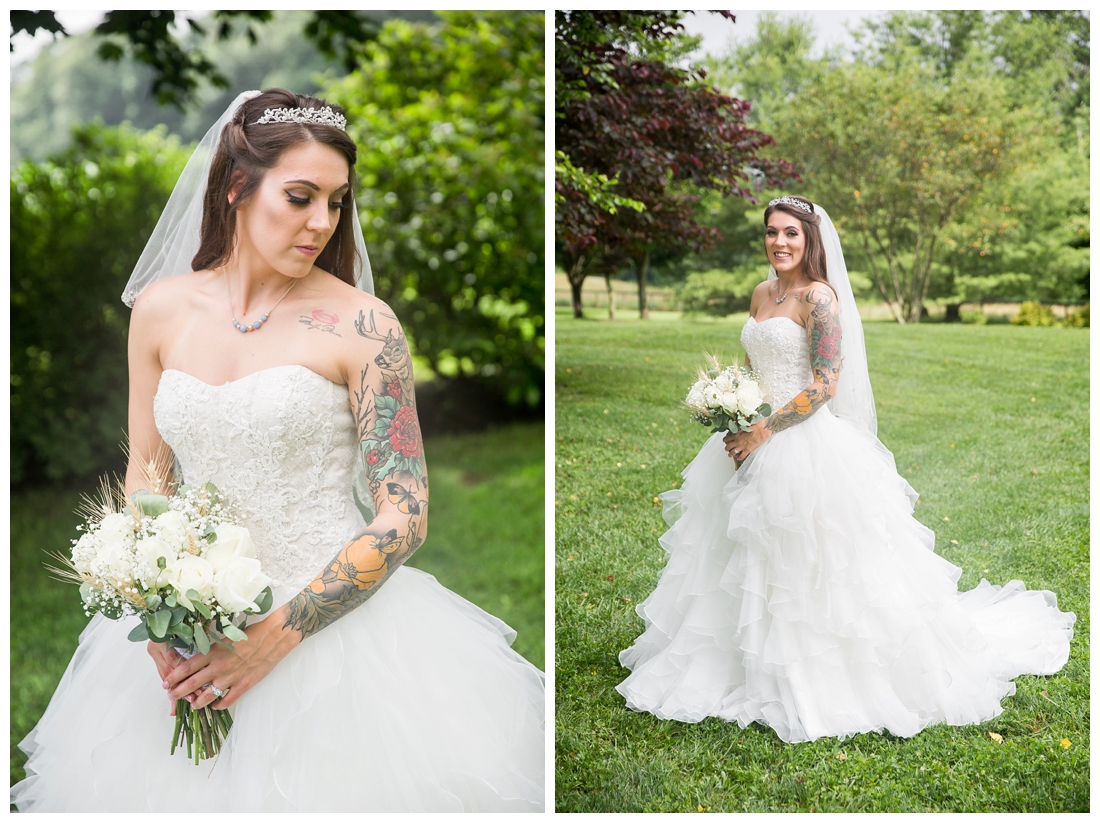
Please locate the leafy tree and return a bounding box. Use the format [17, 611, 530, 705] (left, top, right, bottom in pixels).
[327, 11, 544, 406]
[555, 10, 794, 318]
[11, 10, 387, 109]
[11, 123, 191, 484]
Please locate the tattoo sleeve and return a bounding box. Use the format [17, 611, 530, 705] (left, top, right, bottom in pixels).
[765, 288, 843, 434]
[283, 309, 428, 639]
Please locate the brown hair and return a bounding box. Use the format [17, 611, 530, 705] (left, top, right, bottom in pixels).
[191, 88, 360, 287]
[763, 195, 830, 289]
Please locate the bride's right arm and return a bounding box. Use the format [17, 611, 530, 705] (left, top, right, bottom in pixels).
[125, 285, 170, 495]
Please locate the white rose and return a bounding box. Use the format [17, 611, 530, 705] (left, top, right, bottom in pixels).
[718, 391, 739, 415]
[135, 536, 176, 588]
[153, 510, 194, 550]
[703, 385, 721, 408]
[213, 557, 271, 614]
[71, 532, 99, 575]
[204, 524, 257, 572]
[97, 512, 133, 548]
[714, 373, 735, 394]
[737, 380, 765, 417]
[166, 556, 216, 604]
[91, 539, 133, 586]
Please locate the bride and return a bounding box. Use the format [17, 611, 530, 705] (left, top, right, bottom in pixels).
[617, 195, 1075, 743]
[11, 89, 544, 812]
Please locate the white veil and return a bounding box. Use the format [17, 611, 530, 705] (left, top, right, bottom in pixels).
[768, 203, 877, 436]
[122, 90, 373, 307]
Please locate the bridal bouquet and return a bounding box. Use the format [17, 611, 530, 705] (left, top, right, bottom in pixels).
[48, 448, 273, 764]
[684, 355, 772, 434]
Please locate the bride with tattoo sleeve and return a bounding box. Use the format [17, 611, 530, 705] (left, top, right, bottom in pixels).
[10, 89, 544, 812]
[616, 195, 1075, 743]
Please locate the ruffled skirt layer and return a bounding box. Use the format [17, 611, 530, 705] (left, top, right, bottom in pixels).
[13, 567, 545, 811]
[617, 411, 1075, 743]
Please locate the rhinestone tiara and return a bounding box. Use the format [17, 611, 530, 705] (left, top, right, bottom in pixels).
[252, 106, 347, 132]
[768, 196, 813, 214]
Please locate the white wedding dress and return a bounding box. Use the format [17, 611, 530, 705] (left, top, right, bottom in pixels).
[12, 364, 545, 812]
[617, 316, 1075, 743]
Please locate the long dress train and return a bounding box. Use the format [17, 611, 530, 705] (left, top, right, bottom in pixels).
[617, 317, 1075, 743]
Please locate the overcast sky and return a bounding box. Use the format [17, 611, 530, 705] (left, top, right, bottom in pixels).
[680, 10, 879, 60]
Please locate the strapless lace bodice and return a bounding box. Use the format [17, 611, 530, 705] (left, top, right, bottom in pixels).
[154, 365, 366, 601]
[740, 316, 812, 409]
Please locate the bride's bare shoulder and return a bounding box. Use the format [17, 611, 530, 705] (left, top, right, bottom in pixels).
[749, 280, 772, 315]
[130, 271, 216, 321]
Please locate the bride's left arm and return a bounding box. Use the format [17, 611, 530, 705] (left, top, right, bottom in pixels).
[726, 285, 842, 459]
[165, 305, 428, 710]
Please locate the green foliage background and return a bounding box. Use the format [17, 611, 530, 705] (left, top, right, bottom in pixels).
[327, 11, 545, 406]
[10, 124, 190, 484]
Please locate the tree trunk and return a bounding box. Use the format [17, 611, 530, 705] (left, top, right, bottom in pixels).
[605, 275, 616, 321]
[637, 248, 650, 320]
[944, 303, 961, 322]
[567, 256, 586, 319]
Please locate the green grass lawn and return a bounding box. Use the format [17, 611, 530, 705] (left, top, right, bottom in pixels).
[10, 421, 544, 788]
[555, 315, 1088, 812]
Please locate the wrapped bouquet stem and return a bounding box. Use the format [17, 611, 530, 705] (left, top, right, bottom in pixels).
[47, 444, 273, 763]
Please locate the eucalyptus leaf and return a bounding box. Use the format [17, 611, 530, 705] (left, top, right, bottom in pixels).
[170, 605, 188, 625]
[145, 594, 162, 611]
[220, 623, 248, 642]
[254, 587, 274, 614]
[193, 622, 210, 655]
[165, 592, 177, 608]
[173, 622, 194, 642]
[187, 590, 211, 619]
[149, 608, 171, 639]
[127, 622, 149, 642]
[132, 490, 169, 516]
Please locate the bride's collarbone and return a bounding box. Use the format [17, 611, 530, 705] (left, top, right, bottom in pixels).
[162, 314, 349, 388]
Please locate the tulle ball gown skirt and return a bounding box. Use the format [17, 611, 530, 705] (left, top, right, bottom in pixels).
[12, 567, 545, 812]
[617, 410, 1075, 743]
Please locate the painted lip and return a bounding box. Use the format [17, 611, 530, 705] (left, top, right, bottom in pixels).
[295, 245, 319, 257]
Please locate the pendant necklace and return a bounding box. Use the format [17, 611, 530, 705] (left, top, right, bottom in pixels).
[226, 270, 299, 333]
[775, 282, 792, 305]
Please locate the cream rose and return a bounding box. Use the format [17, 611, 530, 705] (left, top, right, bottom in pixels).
[213, 557, 270, 614]
[71, 532, 99, 575]
[703, 385, 721, 408]
[205, 524, 257, 572]
[736, 381, 765, 418]
[166, 556, 216, 605]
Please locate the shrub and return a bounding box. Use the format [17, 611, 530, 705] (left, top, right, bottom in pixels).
[1010, 301, 1058, 326]
[1063, 303, 1090, 328]
[680, 265, 769, 316]
[11, 123, 190, 485]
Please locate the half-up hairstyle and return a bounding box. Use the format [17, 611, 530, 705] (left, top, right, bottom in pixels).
[763, 195, 830, 289]
[192, 88, 359, 286]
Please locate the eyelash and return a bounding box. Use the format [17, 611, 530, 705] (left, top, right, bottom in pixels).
[287, 194, 346, 210]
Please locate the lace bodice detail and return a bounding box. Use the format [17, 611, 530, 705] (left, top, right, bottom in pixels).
[154, 365, 366, 602]
[740, 316, 812, 410]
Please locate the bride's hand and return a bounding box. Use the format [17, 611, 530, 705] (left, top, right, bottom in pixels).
[148, 641, 194, 715]
[722, 420, 772, 461]
[163, 605, 302, 711]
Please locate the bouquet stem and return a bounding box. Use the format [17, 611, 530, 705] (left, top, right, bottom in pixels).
[171, 697, 232, 763]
